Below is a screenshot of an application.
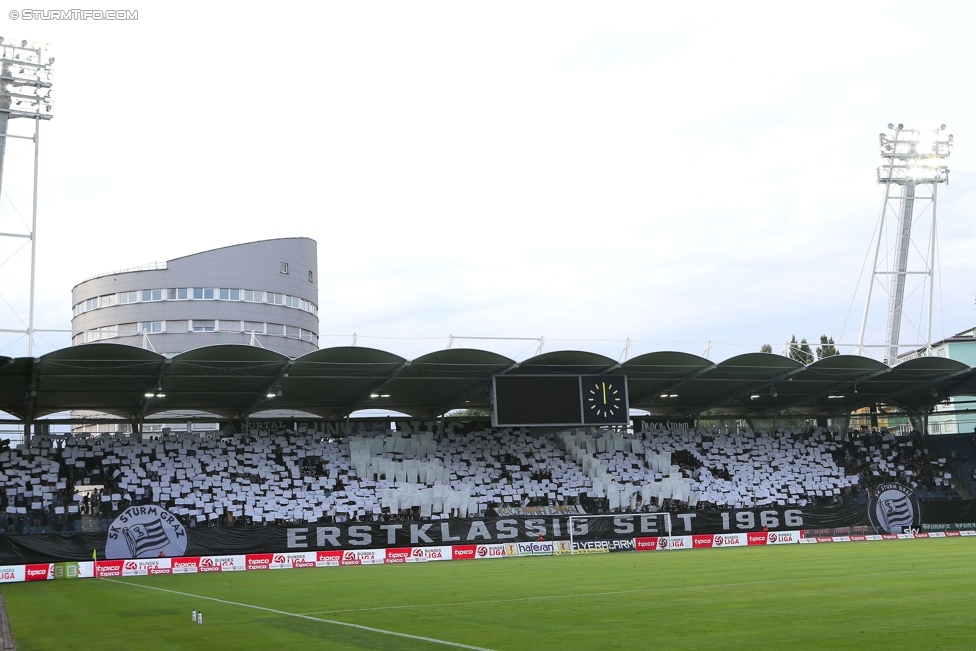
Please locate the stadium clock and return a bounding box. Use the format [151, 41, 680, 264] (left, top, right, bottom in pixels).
[492, 374, 629, 427]
[581, 375, 628, 425]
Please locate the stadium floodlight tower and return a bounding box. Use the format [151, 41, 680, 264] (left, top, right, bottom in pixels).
[856, 123, 951, 364]
[0, 38, 54, 356]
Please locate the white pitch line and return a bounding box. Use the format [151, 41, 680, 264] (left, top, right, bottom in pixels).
[302, 567, 960, 616]
[100, 578, 496, 651]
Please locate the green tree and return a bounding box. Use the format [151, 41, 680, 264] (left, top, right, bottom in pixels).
[788, 335, 814, 364]
[760, 343, 773, 353]
[816, 335, 838, 360]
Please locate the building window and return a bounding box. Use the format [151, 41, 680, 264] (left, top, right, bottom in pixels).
[266, 323, 284, 335]
[119, 291, 138, 304]
[243, 321, 264, 333]
[230, 289, 240, 301]
[191, 320, 215, 332]
[308, 270, 313, 283]
[141, 289, 162, 302]
[193, 288, 203, 300]
[140, 321, 163, 333]
[280, 262, 289, 274]
[219, 288, 229, 300]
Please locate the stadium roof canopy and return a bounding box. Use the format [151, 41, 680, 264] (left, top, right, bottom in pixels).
[1, 344, 975, 423]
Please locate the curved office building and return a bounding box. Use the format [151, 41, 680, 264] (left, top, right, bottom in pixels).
[70, 238, 318, 358]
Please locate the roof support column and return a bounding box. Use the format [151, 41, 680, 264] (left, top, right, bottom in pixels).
[23, 357, 40, 447]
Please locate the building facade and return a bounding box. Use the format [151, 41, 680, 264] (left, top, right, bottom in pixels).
[899, 327, 976, 435]
[71, 238, 318, 358]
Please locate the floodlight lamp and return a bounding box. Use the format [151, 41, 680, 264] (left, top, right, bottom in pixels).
[20, 40, 26, 47]
[828, 394, 844, 399]
[266, 390, 276, 399]
[941, 124, 946, 130]
[144, 391, 156, 398]
[770, 387, 778, 398]
[276, 388, 282, 398]
[897, 123, 904, 129]
[930, 387, 938, 398]
[750, 394, 760, 400]
[155, 392, 166, 399]
[369, 393, 379, 398]
[380, 393, 390, 398]
[887, 123, 894, 129]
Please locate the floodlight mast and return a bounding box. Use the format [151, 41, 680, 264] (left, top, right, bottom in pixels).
[855, 123, 951, 364]
[0, 38, 54, 357]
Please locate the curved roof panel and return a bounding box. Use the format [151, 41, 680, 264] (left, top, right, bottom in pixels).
[148, 345, 289, 419]
[384, 349, 516, 418]
[882, 357, 976, 410]
[622, 352, 714, 411]
[1, 345, 974, 423]
[280, 347, 407, 418]
[515, 351, 617, 375]
[33, 344, 165, 418]
[0, 357, 32, 419]
[654, 353, 804, 416]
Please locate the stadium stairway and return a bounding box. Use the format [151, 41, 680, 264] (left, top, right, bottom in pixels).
[80, 515, 101, 533]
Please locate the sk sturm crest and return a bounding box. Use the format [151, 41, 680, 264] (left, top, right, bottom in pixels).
[868, 483, 920, 534]
[105, 506, 188, 559]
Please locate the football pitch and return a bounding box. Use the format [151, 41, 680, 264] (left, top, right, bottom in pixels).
[3, 538, 974, 650]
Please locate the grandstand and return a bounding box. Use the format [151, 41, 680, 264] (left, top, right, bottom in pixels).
[0, 419, 962, 536]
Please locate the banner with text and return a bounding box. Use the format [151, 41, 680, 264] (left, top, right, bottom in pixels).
[2, 500, 976, 564]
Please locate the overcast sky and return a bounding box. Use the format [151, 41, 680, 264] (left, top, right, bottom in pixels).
[0, 1, 973, 364]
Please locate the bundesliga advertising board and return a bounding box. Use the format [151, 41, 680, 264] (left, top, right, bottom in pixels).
[0, 523, 969, 585]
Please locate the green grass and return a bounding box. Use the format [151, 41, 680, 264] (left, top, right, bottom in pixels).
[4, 538, 976, 650]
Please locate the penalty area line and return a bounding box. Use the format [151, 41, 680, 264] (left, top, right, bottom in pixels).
[99, 578, 496, 651]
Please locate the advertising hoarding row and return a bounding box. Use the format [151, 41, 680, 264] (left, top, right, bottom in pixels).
[3, 529, 970, 585]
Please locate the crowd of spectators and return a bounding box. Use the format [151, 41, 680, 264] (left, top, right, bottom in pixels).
[0, 422, 964, 534]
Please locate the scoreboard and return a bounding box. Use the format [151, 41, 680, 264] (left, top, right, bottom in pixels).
[492, 375, 629, 427]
